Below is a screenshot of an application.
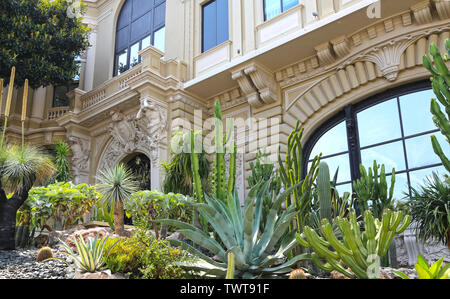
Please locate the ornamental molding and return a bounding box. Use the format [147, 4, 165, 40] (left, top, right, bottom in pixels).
[231, 63, 278, 108]
[67, 134, 91, 184]
[97, 96, 168, 175]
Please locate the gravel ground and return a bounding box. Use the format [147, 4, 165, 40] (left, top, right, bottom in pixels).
[0, 249, 70, 279]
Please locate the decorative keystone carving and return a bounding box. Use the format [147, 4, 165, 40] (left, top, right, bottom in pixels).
[231, 63, 279, 108]
[331, 36, 351, 58]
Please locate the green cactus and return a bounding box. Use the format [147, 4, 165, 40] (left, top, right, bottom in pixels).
[36, 246, 54, 262]
[296, 209, 411, 279]
[190, 101, 237, 203]
[423, 41, 450, 173]
[353, 161, 395, 220]
[316, 162, 332, 223]
[278, 121, 320, 230]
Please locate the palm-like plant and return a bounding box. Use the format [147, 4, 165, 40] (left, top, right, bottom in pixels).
[97, 164, 139, 236]
[52, 140, 71, 183]
[404, 172, 450, 249]
[0, 144, 55, 250]
[157, 182, 311, 279]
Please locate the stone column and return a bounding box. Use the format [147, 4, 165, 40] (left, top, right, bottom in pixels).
[83, 24, 97, 92]
[30, 87, 47, 122]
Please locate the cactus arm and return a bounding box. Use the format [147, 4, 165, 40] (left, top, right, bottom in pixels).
[190, 131, 204, 203]
[317, 162, 332, 222]
[311, 252, 333, 272]
[227, 141, 237, 196]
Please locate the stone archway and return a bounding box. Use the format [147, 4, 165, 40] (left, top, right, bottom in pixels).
[122, 152, 152, 191]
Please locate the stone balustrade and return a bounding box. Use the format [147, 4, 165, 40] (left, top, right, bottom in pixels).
[47, 106, 70, 121]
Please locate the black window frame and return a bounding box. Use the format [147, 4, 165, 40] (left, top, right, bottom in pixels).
[201, 0, 229, 53]
[303, 80, 442, 197]
[114, 0, 166, 76]
[263, 0, 299, 21]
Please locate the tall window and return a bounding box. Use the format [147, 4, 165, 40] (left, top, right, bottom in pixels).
[264, 0, 299, 21]
[304, 81, 448, 200]
[115, 0, 166, 76]
[202, 0, 229, 53]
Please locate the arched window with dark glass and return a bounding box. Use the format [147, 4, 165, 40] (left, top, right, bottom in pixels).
[304, 81, 449, 200]
[115, 0, 166, 76]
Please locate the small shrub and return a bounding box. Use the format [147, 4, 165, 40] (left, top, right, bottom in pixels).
[103, 225, 193, 279]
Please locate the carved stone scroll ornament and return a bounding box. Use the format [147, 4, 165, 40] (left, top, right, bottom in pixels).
[97, 98, 168, 175]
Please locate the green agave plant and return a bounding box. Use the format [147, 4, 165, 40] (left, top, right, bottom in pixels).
[48, 233, 118, 273]
[156, 181, 311, 279]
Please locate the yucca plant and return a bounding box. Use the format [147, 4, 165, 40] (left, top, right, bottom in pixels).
[97, 164, 139, 236]
[51, 140, 72, 183]
[48, 233, 118, 273]
[392, 254, 450, 279]
[157, 181, 311, 279]
[404, 172, 450, 249]
[0, 145, 55, 250]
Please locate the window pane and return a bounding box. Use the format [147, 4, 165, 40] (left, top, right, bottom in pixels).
[130, 42, 140, 67]
[142, 35, 151, 49]
[409, 165, 446, 189]
[202, 1, 217, 52]
[321, 154, 351, 183]
[361, 141, 406, 173]
[264, 0, 282, 20]
[405, 133, 448, 169]
[282, 0, 299, 11]
[386, 173, 409, 201]
[216, 0, 229, 45]
[399, 89, 437, 136]
[357, 98, 402, 147]
[53, 86, 69, 107]
[154, 27, 165, 52]
[309, 121, 348, 159]
[117, 49, 128, 75]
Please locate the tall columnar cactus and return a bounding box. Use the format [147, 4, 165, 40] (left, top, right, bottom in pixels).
[296, 209, 411, 279]
[423, 40, 450, 173]
[278, 121, 320, 230]
[316, 162, 332, 223]
[190, 101, 237, 202]
[353, 161, 395, 219]
[226, 251, 235, 279]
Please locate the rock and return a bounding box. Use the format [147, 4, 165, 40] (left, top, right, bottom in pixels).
[381, 267, 418, 279]
[166, 232, 184, 242]
[64, 227, 110, 251]
[73, 270, 129, 279]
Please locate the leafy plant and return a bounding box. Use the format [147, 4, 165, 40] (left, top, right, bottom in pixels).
[125, 190, 188, 239]
[103, 225, 191, 279]
[47, 140, 72, 184]
[157, 182, 311, 279]
[404, 172, 450, 249]
[162, 130, 210, 196]
[50, 233, 118, 273]
[21, 182, 102, 231]
[296, 209, 411, 279]
[0, 0, 90, 89]
[97, 164, 139, 236]
[423, 40, 450, 173]
[353, 161, 395, 219]
[392, 254, 450, 279]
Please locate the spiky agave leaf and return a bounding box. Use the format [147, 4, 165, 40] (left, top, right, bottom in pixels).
[2, 145, 54, 192]
[96, 163, 139, 210]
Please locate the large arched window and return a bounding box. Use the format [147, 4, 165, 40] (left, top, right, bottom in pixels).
[115, 0, 166, 76]
[304, 81, 448, 200]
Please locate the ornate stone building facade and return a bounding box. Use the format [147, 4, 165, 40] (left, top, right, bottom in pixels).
[1, 0, 449, 262]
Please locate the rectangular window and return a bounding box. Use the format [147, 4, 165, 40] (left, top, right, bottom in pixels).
[264, 0, 299, 21]
[202, 0, 229, 53]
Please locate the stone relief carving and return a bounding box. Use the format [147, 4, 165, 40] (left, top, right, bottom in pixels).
[97, 97, 168, 175]
[67, 134, 90, 184]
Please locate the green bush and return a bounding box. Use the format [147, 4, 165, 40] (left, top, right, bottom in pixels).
[19, 182, 102, 231]
[103, 224, 193, 279]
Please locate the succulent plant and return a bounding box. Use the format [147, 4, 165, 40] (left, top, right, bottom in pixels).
[288, 268, 309, 279]
[157, 181, 311, 279]
[36, 246, 54, 262]
[296, 209, 410, 279]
